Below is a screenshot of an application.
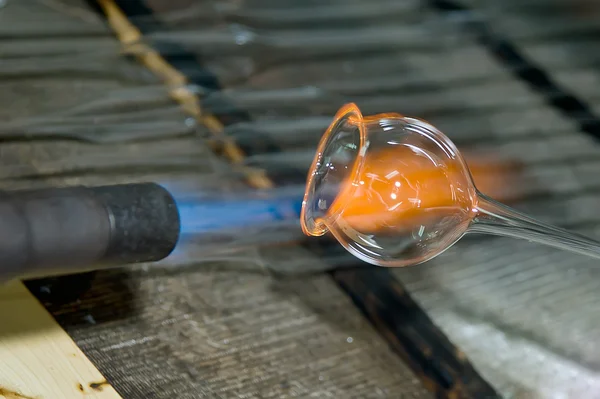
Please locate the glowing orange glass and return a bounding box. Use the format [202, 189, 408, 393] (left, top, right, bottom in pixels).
[301, 103, 600, 267]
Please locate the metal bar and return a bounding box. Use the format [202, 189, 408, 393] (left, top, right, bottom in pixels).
[0, 183, 179, 283]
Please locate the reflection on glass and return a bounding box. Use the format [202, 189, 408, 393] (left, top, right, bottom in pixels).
[301, 103, 600, 267]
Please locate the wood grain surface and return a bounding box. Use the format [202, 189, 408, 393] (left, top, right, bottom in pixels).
[0, 281, 121, 399]
[0, 2, 125, 398]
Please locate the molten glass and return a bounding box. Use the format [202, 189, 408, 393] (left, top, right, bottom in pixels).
[301, 103, 600, 267]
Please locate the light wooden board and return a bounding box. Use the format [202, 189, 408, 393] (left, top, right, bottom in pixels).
[0, 281, 122, 399]
[0, 2, 125, 398]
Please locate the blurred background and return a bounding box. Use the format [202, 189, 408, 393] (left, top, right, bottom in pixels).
[2, 0, 600, 397]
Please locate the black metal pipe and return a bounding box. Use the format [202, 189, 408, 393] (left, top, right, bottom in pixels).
[0, 182, 180, 282]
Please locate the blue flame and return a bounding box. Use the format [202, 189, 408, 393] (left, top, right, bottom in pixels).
[161, 183, 305, 235]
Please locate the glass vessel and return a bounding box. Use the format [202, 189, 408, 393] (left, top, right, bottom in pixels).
[301, 103, 600, 267]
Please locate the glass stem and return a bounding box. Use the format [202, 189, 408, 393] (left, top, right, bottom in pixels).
[470, 193, 600, 260]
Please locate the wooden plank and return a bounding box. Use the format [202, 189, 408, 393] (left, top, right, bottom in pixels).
[0, 281, 122, 399]
[42, 267, 434, 399]
[0, 3, 137, 398]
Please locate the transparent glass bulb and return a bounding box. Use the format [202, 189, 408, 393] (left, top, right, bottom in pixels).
[301, 103, 600, 267]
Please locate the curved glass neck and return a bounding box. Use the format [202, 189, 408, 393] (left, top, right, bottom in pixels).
[470, 193, 600, 260]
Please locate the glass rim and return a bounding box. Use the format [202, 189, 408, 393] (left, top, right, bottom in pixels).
[301, 103, 366, 236]
[300, 103, 473, 238]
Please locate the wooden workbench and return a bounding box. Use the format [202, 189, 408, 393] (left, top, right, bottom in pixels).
[2, 0, 600, 398]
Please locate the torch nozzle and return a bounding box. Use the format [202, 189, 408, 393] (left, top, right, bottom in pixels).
[0, 183, 180, 282]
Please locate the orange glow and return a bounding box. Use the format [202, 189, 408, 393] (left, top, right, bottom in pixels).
[329, 147, 519, 233]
